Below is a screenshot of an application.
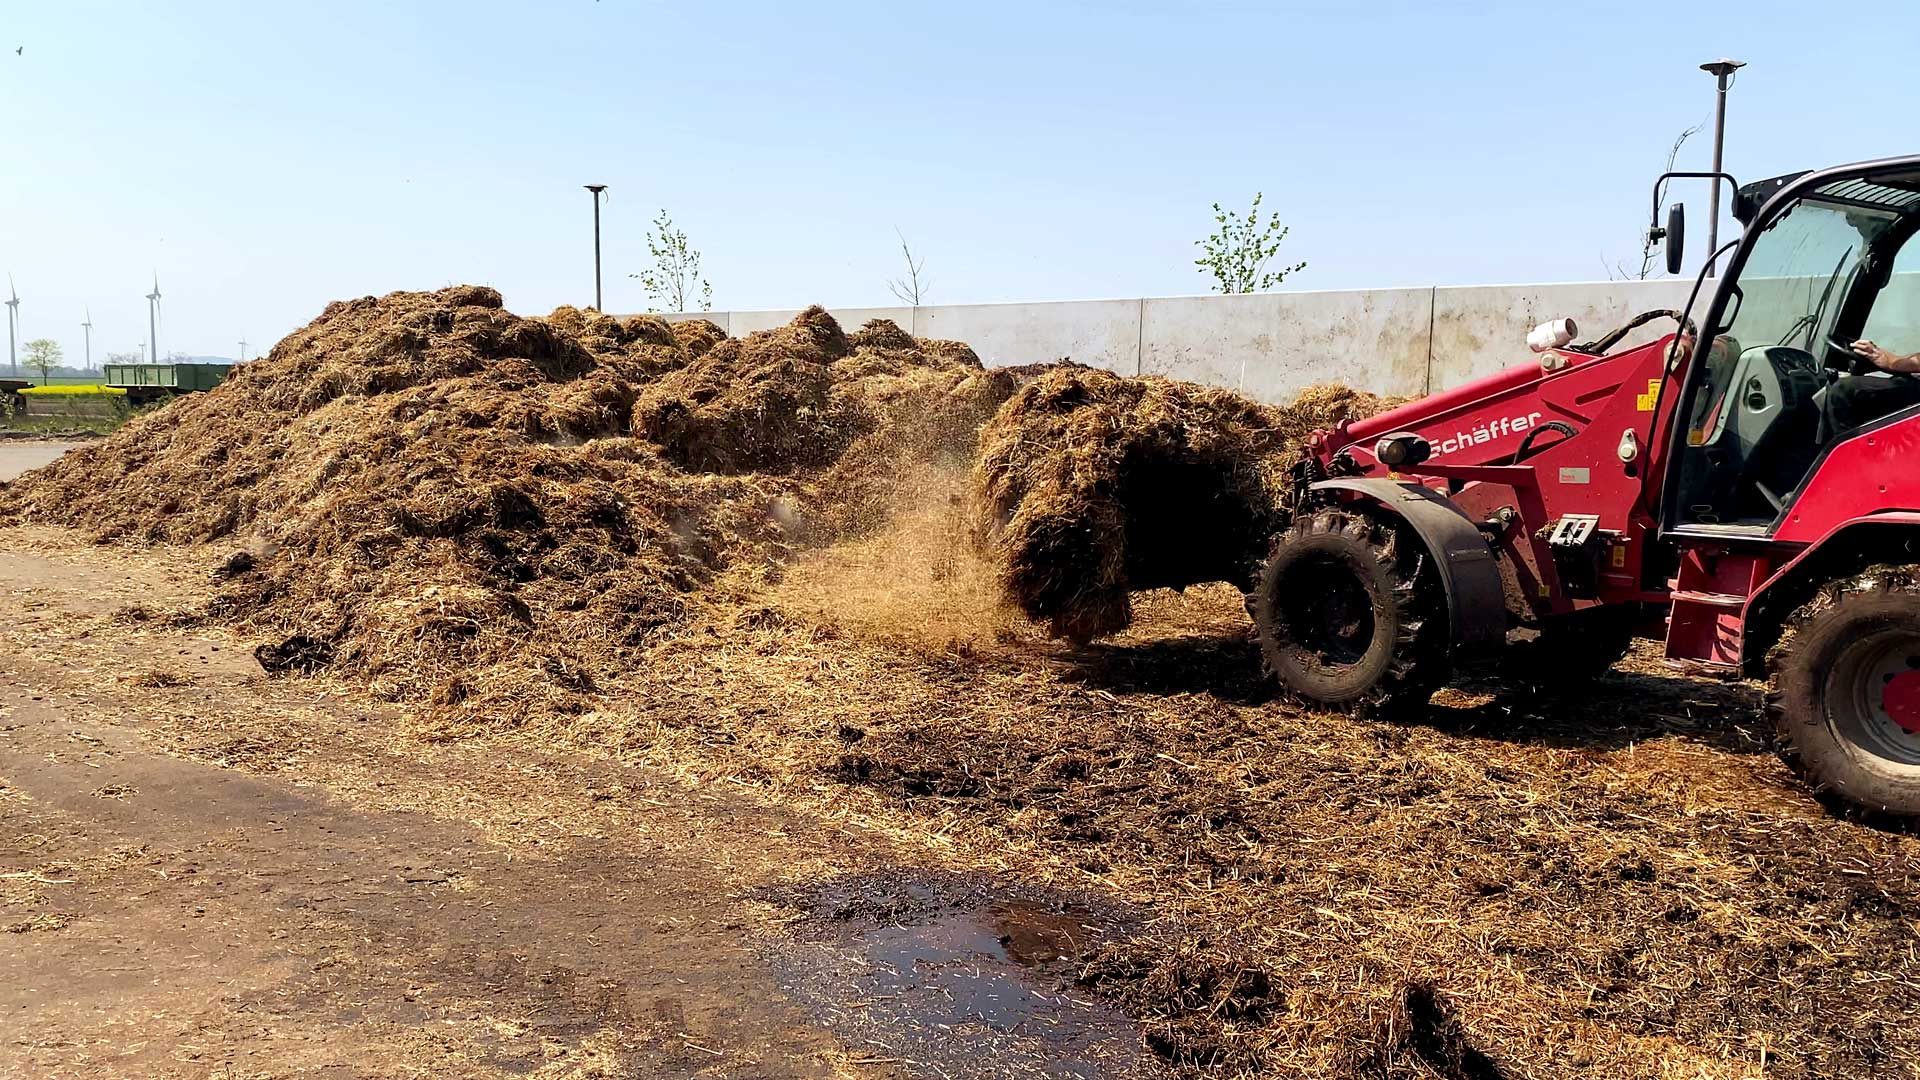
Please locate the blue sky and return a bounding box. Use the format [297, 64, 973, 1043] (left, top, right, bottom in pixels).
[2, 0, 1915, 366]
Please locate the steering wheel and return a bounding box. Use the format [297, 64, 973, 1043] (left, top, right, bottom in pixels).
[1825, 332, 1875, 375]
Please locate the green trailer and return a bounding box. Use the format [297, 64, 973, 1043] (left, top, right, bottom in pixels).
[104, 362, 232, 403]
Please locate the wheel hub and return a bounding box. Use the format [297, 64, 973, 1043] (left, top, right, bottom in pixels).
[1276, 552, 1375, 667]
[1880, 670, 1920, 736]
[1832, 630, 1920, 766]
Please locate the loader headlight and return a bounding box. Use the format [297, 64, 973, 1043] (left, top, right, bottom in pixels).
[1374, 432, 1432, 467]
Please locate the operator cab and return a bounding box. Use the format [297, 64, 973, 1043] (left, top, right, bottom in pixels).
[1669, 164, 1920, 531]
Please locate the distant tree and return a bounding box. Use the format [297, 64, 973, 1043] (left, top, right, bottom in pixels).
[1610, 121, 1705, 280]
[887, 227, 931, 307]
[630, 209, 711, 313]
[22, 338, 62, 385]
[1195, 192, 1306, 293]
[104, 350, 141, 366]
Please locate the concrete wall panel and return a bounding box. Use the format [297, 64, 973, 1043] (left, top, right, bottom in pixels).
[642, 277, 1748, 402]
[1141, 289, 1432, 401]
[912, 300, 1141, 373]
[1863, 272, 1920, 346]
[1428, 279, 1695, 389]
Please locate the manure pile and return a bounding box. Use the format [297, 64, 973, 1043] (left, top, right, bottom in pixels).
[0, 287, 1013, 725]
[972, 366, 1402, 641]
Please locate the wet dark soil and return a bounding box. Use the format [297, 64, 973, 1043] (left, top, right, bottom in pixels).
[756, 869, 1164, 1079]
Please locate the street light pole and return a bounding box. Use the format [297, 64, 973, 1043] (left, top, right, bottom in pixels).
[1700, 58, 1745, 276]
[584, 184, 608, 311]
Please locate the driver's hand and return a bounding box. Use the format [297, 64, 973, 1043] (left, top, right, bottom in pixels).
[1854, 339, 1898, 369]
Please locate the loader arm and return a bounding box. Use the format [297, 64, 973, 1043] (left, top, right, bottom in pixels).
[1305, 329, 1689, 624]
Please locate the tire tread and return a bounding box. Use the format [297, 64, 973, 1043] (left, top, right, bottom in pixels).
[1254, 507, 1448, 717]
[1765, 563, 1920, 816]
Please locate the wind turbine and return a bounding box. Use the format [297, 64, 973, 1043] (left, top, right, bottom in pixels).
[237, 335, 247, 363]
[82, 307, 93, 372]
[145, 274, 161, 364]
[5, 275, 18, 377]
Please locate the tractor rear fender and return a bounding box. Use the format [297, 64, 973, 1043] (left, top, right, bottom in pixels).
[1309, 478, 1508, 662]
[1741, 512, 1920, 677]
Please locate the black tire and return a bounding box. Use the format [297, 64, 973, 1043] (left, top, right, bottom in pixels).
[1502, 606, 1639, 691]
[1253, 508, 1448, 715]
[1768, 565, 1920, 818]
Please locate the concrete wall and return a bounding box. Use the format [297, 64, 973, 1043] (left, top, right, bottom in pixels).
[636, 278, 1739, 402]
[1140, 288, 1434, 399]
[917, 299, 1141, 373]
[1866, 273, 1920, 343]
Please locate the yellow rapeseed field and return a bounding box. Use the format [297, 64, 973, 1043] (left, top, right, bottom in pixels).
[18, 384, 128, 396]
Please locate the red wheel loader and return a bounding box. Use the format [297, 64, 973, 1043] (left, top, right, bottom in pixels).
[1255, 156, 1920, 816]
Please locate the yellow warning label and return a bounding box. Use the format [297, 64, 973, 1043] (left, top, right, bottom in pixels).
[1611, 544, 1627, 568]
[1635, 378, 1660, 412]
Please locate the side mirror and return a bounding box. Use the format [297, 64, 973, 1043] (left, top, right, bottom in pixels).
[1664, 202, 1686, 276]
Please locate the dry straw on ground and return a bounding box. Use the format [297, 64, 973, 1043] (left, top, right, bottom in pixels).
[616, 572, 1920, 1078]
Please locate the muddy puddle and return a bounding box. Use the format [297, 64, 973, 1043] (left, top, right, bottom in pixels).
[755, 870, 1164, 1080]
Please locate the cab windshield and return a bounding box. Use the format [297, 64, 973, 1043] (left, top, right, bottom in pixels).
[1672, 174, 1920, 527]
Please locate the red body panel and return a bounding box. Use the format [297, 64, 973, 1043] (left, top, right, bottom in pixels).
[1773, 415, 1920, 542]
[1346, 361, 1547, 446]
[1739, 511, 1920, 643]
[1664, 418, 1920, 669]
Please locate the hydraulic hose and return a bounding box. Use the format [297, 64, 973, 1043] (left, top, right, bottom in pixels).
[1574, 309, 1695, 355]
[1509, 420, 1579, 464]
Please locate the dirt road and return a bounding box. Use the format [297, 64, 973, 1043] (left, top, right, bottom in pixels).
[0, 441, 75, 482]
[0, 531, 1149, 1079]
